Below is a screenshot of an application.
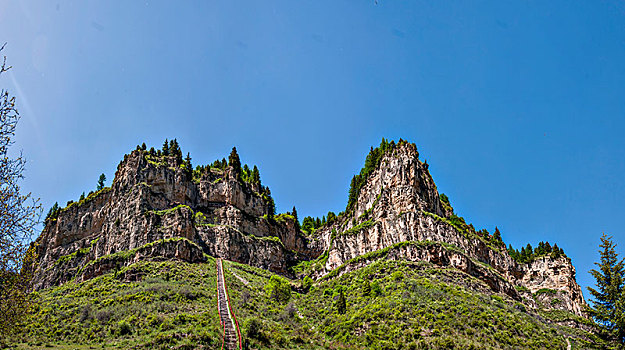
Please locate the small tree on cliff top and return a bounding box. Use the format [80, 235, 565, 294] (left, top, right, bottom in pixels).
[228, 146, 241, 172]
[162, 138, 169, 156]
[252, 165, 260, 185]
[97, 173, 106, 191]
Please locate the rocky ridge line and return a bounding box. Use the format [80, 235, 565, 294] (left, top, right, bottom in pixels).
[29, 140, 587, 318]
[305, 140, 586, 316]
[30, 149, 316, 290]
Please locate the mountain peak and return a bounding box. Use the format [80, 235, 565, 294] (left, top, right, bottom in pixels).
[30, 139, 586, 320]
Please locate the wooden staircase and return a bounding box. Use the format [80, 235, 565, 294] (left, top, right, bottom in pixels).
[216, 258, 242, 350]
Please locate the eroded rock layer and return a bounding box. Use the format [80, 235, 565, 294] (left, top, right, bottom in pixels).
[30, 150, 315, 290]
[30, 141, 587, 318]
[309, 142, 587, 316]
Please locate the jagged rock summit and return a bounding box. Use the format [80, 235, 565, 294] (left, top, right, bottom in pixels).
[31, 144, 315, 290]
[304, 140, 586, 316]
[29, 139, 587, 317]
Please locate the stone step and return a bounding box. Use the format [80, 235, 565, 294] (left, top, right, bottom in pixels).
[216, 258, 241, 350]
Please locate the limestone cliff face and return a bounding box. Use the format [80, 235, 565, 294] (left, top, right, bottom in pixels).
[31, 150, 314, 290]
[310, 142, 587, 316]
[518, 256, 586, 316]
[31, 141, 587, 318]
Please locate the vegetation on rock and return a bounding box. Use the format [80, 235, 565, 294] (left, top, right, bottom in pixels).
[507, 241, 566, 264]
[346, 138, 407, 211]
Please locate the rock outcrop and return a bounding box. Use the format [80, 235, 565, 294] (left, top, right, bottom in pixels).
[518, 255, 586, 316]
[30, 140, 587, 318]
[30, 149, 315, 290]
[307, 141, 587, 316]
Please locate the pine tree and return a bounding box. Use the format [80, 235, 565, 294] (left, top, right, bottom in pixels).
[45, 202, 60, 221]
[162, 139, 169, 156]
[348, 176, 358, 208]
[252, 165, 260, 185]
[507, 244, 516, 260]
[525, 244, 533, 261]
[169, 139, 176, 154]
[184, 152, 192, 170]
[243, 164, 250, 181]
[588, 234, 625, 343]
[267, 196, 276, 220]
[97, 173, 106, 191]
[170, 139, 182, 164]
[228, 147, 241, 172]
[520, 247, 528, 262]
[552, 244, 561, 259]
[79, 192, 85, 201]
[493, 227, 502, 243]
[302, 217, 314, 233]
[140, 142, 146, 151]
[327, 211, 336, 225]
[292, 206, 300, 231]
[536, 242, 544, 255]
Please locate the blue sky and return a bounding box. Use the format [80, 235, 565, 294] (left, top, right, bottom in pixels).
[1, 1, 624, 300]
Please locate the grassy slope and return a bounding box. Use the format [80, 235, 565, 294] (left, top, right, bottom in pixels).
[10, 256, 607, 350]
[12, 258, 222, 349]
[225, 259, 605, 350]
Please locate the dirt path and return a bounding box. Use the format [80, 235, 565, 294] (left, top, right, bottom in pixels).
[230, 269, 249, 285]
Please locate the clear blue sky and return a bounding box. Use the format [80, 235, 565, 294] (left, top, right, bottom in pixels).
[1, 1, 624, 300]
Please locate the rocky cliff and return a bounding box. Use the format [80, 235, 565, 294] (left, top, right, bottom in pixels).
[305, 140, 587, 316]
[518, 255, 586, 316]
[30, 148, 315, 290]
[30, 140, 587, 318]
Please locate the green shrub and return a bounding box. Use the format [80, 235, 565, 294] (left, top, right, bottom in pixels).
[146, 314, 163, 327]
[392, 271, 403, 281]
[362, 279, 371, 296]
[491, 295, 503, 303]
[265, 275, 291, 303]
[335, 287, 346, 314]
[117, 320, 132, 336]
[302, 276, 313, 292]
[371, 280, 382, 296]
[244, 317, 262, 339]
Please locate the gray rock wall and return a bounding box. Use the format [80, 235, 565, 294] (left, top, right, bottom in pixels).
[30, 150, 313, 290]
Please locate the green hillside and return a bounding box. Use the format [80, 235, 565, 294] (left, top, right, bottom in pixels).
[8, 253, 605, 349]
